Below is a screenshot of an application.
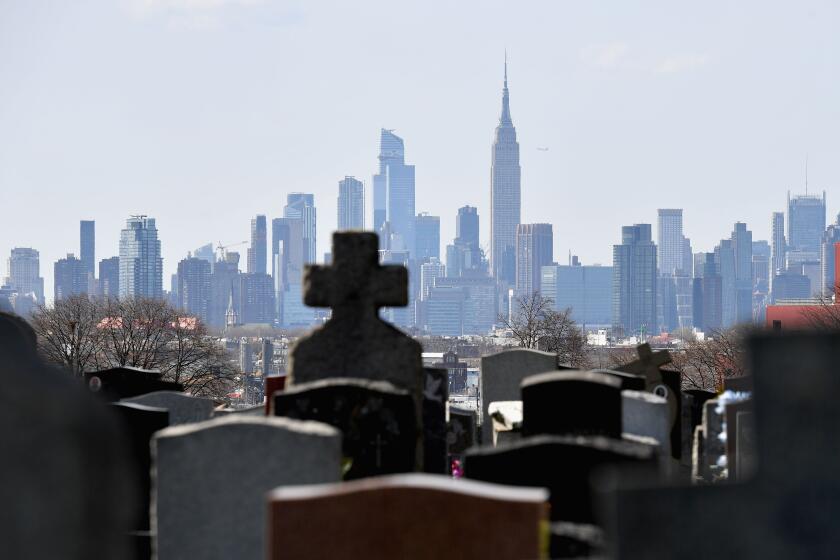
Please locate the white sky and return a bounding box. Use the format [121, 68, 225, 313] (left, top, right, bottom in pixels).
[2, 0, 838, 301]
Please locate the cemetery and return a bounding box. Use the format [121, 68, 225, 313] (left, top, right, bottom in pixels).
[3, 231, 834, 559]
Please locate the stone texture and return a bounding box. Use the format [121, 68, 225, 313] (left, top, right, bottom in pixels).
[725, 398, 754, 481]
[479, 348, 558, 444]
[735, 410, 756, 481]
[152, 415, 341, 560]
[422, 367, 448, 474]
[622, 390, 671, 455]
[465, 434, 658, 524]
[604, 332, 840, 559]
[273, 378, 416, 480]
[0, 312, 135, 559]
[267, 473, 549, 560]
[122, 390, 215, 425]
[446, 405, 477, 458]
[521, 370, 623, 438]
[680, 389, 716, 470]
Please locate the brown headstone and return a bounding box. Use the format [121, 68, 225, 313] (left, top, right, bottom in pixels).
[268, 474, 549, 560]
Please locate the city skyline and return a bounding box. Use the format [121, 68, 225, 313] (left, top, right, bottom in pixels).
[2, 1, 839, 302]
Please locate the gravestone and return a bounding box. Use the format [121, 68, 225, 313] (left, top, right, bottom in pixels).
[616, 344, 682, 458]
[592, 368, 647, 391]
[724, 396, 753, 481]
[0, 312, 135, 559]
[480, 348, 558, 444]
[680, 389, 716, 469]
[700, 399, 727, 481]
[446, 405, 477, 459]
[604, 332, 840, 559]
[691, 425, 706, 483]
[111, 401, 169, 558]
[85, 366, 183, 402]
[423, 367, 448, 474]
[465, 434, 658, 525]
[273, 378, 416, 480]
[488, 401, 522, 446]
[622, 390, 671, 456]
[213, 404, 263, 416]
[122, 390, 214, 425]
[267, 474, 549, 560]
[735, 411, 756, 481]
[724, 374, 754, 392]
[521, 370, 623, 438]
[264, 375, 287, 414]
[287, 232, 424, 465]
[152, 415, 342, 560]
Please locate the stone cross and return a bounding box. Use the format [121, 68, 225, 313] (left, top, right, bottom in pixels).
[604, 332, 840, 558]
[289, 232, 422, 392]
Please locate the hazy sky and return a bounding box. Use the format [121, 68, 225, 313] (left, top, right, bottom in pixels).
[2, 0, 839, 301]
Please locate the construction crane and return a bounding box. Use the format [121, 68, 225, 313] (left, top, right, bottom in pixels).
[216, 240, 248, 261]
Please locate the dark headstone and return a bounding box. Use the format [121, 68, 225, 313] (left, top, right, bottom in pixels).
[264, 375, 287, 415]
[604, 332, 840, 558]
[447, 406, 477, 458]
[122, 390, 214, 425]
[724, 375, 754, 392]
[0, 312, 135, 559]
[521, 370, 623, 439]
[479, 348, 558, 444]
[274, 377, 417, 480]
[726, 399, 754, 481]
[287, 233, 424, 466]
[680, 389, 716, 469]
[267, 474, 549, 560]
[735, 411, 757, 481]
[85, 366, 183, 402]
[423, 367, 448, 474]
[464, 434, 658, 524]
[591, 368, 647, 390]
[111, 402, 169, 559]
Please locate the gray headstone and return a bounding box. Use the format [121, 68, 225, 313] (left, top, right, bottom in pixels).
[622, 390, 671, 456]
[0, 312, 135, 559]
[488, 400, 522, 446]
[604, 332, 840, 559]
[123, 390, 215, 425]
[735, 411, 756, 481]
[480, 348, 558, 444]
[152, 415, 342, 560]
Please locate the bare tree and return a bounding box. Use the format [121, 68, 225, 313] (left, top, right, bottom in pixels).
[499, 291, 589, 367]
[675, 326, 748, 391]
[99, 298, 174, 370]
[30, 295, 103, 376]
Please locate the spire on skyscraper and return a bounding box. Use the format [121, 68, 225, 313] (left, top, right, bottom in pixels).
[500, 54, 512, 127]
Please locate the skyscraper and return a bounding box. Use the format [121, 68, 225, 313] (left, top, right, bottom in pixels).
[176, 257, 211, 322]
[490, 58, 521, 285]
[787, 191, 826, 265]
[247, 215, 267, 275]
[414, 213, 440, 261]
[657, 209, 684, 275]
[337, 176, 365, 231]
[239, 273, 275, 324]
[820, 214, 840, 296]
[731, 222, 753, 324]
[54, 254, 87, 300]
[515, 224, 553, 297]
[272, 217, 304, 324]
[613, 224, 657, 337]
[209, 253, 240, 329]
[541, 262, 613, 328]
[447, 205, 487, 279]
[372, 129, 416, 254]
[769, 211, 786, 301]
[419, 258, 445, 301]
[98, 256, 119, 300]
[80, 220, 95, 280]
[715, 239, 736, 327]
[284, 193, 317, 264]
[119, 216, 163, 299]
[456, 205, 479, 249]
[5, 247, 44, 304]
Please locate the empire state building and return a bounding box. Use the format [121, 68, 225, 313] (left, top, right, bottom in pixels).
[490, 58, 521, 284]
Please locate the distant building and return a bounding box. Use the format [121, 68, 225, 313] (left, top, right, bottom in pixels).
[613, 224, 657, 337]
[541, 263, 612, 328]
[769, 212, 786, 301]
[490, 59, 521, 286]
[80, 220, 95, 280]
[773, 269, 812, 301]
[820, 216, 840, 297]
[285, 193, 317, 264]
[693, 253, 722, 333]
[434, 276, 496, 335]
[657, 209, 686, 275]
[415, 213, 441, 261]
[5, 247, 44, 304]
[210, 253, 241, 329]
[515, 223, 553, 297]
[119, 216, 163, 299]
[239, 273, 275, 324]
[247, 215, 267, 275]
[731, 222, 753, 324]
[373, 129, 416, 255]
[239, 338, 253, 374]
[54, 254, 87, 300]
[261, 338, 273, 375]
[420, 258, 445, 301]
[176, 257, 211, 323]
[98, 257, 120, 300]
[193, 243, 215, 268]
[715, 239, 736, 328]
[425, 286, 465, 336]
[447, 206, 487, 279]
[337, 177, 365, 231]
[788, 191, 826, 259]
